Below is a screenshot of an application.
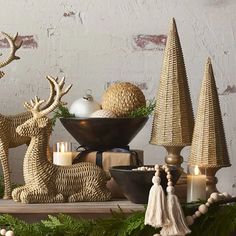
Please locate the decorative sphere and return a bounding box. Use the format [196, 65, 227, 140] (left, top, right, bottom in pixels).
[102, 82, 146, 117]
[90, 109, 116, 118]
[70, 93, 101, 118]
[198, 204, 208, 214]
[186, 216, 194, 226]
[5, 231, 14, 236]
[210, 192, 220, 201]
[0, 229, 6, 235]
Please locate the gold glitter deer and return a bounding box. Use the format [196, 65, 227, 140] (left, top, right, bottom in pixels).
[12, 76, 111, 203]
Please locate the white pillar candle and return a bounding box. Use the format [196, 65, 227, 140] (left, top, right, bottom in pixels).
[53, 142, 72, 166]
[187, 166, 206, 202]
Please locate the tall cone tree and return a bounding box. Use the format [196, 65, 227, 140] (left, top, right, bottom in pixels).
[188, 58, 230, 167]
[150, 18, 194, 147]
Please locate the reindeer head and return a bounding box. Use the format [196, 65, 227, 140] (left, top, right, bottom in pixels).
[16, 76, 72, 137]
[0, 32, 22, 79]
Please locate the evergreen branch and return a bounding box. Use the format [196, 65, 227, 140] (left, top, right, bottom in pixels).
[51, 105, 75, 126]
[129, 99, 156, 118]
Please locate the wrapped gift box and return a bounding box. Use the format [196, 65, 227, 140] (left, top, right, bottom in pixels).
[72, 149, 143, 199]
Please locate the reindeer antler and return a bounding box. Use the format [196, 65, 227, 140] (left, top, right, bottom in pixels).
[0, 32, 22, 79]
[41, 76, 67, 110]
[24, 76, 72, 118]
[0, 32, 22, 69]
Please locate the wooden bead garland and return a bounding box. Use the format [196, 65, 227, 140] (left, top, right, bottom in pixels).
[185, 192, 232, 226]
[145, 164, 234, 235]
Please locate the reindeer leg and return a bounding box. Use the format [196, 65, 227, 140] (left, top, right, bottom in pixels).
[68, 192, 86, 202]
[20, 188, 65, 204]
[12, 185, 28, 202]
[0, 141, 12, 199]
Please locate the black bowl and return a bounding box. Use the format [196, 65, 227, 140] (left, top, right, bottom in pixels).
[109, 165, 182, 204]
[60, 117, 148, 149]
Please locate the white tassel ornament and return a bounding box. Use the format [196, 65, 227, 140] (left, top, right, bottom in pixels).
[160, 186, 191, 236]
[145, 165, 170, 228]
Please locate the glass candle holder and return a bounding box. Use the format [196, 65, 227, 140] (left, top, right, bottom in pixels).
[53, 142, 73, 166]
[187, 165, 206, 202]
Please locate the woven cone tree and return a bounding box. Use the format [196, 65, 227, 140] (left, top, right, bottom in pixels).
[150, 18, 194, 167]
[188, 58, 231, 196]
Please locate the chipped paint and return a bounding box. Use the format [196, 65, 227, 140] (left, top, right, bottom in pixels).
[0, 35, 38, 49]
[133, 34, 167, 51]
[63, 11, 75, 17]
[221, 85, 236, 95]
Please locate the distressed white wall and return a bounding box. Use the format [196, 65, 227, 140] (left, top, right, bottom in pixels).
[0, 0, 235, 194]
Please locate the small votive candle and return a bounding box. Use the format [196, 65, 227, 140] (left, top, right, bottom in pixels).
[187, 165, 206, 202]
[53, 142, 72, 166]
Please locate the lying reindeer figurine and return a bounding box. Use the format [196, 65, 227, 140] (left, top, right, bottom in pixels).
[12, 76, 111, 203]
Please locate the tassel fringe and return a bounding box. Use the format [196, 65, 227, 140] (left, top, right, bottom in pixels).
[160, 186, 191, 236]
[145, 166, 170, 228]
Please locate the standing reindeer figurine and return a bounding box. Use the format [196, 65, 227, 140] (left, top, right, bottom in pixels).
[0, 32, 63, 199]
[12, 76, 111, 203]
[0, 32, 26, 199]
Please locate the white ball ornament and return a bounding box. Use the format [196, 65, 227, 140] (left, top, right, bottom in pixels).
[69, 91, 101, 118]
[5, 231, 14, 236]
[186, 216, 194, 226]
[198, 204, 208, 214]
[0, 229, 6, 235]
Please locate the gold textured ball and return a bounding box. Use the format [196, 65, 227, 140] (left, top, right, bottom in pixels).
[102, 82, 146, 117]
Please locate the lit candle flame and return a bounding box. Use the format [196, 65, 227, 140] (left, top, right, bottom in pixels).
[194, 165, 200, 175]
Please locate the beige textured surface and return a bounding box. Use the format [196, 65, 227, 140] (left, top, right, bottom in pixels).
[150, 18, 194, 147]
[102, 82, 146, 117]
[188, 58, 231, 168]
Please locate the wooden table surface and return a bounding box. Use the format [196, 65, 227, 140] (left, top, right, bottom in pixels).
[0, 200, 145, 222]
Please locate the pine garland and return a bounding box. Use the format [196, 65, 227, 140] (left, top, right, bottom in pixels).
[0, 204, 235, 236]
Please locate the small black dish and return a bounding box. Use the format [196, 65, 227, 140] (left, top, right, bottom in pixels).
[109, 165, 182, 204]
